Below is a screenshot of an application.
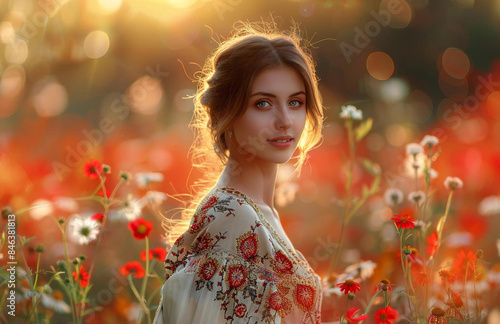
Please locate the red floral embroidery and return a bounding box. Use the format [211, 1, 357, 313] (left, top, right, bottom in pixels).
[265, 288, 293, 318]
[192, 232, 213, 254]
[189, 196, 219, 233]
[226, 264, 247, 290]
[272, 250, 294, 275]
[294, 284, 316, 311]
[236, 231, 259, 261]
[198, 257, 219, 281]
[234, 303, 246, 317]
[202, 196, 219, 212]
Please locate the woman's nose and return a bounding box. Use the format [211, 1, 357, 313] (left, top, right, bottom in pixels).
[274, 106, 292, 130]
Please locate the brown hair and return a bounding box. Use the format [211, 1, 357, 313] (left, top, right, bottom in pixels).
[162, 22, 325, 246]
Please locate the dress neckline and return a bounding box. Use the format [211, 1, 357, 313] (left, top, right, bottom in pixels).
[214, 186, 315, 274]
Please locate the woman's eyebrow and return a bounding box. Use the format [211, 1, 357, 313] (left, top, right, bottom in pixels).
[250, 91, 306, 98]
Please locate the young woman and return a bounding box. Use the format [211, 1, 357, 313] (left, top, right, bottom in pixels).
[153, 24, 325, 323]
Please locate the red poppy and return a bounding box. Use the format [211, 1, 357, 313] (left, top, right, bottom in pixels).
[140, 247, 168, 262]
[128, 218, 153, 240]
[391, 214, 415, 229]
[91, 213, 104, 224]
[452, 250, 476, 280]
[73, 266, 89, 288]
[345, 307, 368, 323]
[376, 279, 396, 293]
[426, 232, 439, 257]
[398, 246, 421, 264]
[336, 279, 361, 295]
[438, 269, 455, 285]
[83, 160, 103, 179]
[120, 261, 145, 278]
[374, 306, 399, 324]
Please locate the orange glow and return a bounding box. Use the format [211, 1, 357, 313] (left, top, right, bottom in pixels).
[366, 52, 394, 80]
[486, 91, 500, 120]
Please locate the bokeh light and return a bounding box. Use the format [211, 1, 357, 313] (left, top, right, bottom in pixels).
[385, 123, 411, 147]
[126, 76, 164, 115]
[83, 30, 110, 59]
[442, 47, 470, 79]
[5, 39, 28, 64]
[366, 51, 394, 80]
[32, 79, 68, 117]
[380, 0, 412, 29]
[97, 0, 123, 13]
[379, 77, 410, 103]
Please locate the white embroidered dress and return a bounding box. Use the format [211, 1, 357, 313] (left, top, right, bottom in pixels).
[153, 187, 322, 323]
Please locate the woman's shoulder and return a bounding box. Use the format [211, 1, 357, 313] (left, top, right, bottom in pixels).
[189, 187, 260, 233]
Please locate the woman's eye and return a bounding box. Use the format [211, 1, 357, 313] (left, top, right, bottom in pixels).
[256, 101, 270, 108]
[289, 100, 303, 107]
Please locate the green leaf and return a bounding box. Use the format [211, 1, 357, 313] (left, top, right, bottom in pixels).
[18, 236, 36, 247]
[354, 118, 373, 142]
[359, 158, 381, 177]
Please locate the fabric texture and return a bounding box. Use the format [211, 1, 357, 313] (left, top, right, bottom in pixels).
[153, 187, 322, 323]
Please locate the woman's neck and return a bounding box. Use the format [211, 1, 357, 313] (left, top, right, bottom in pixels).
[216, 158, 278, 209]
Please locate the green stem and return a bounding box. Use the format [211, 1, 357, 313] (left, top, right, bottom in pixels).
[33, 252, 42, 291]
[139, 237, 151, 324]
[129, 275, 151, 324]
[60, 222, 78, 324]
[437, 191, 454, 245]
[363, 290, 381, 315]
[399, 229, 406, 277]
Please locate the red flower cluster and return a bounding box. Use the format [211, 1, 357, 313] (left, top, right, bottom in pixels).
[140, 247, 168, 262]
[120, 261, 145, 278]
[128, 218, 153, 240]
[73, 266, 89, 288]
[374, 305, 398, 324]
[452, 250, 477, 280]
[391, 214, 415, 229]
[336, 279, 361, 295]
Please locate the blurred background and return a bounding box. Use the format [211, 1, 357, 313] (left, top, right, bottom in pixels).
[1, 0, 500, 322]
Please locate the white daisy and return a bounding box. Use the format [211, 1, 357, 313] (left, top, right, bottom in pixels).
[142, 190, 168, 207]
[67, 214, 100, 245]
[135, 172, 164, 189]
[478, 196, 500, 216]
[444, 176, 463, 190]
[109, 197, 144, 221]
[54, 197, 78, 212]
[384, 188, 404, 207]
[406, 143, 424, 156]
[420, 135, 439, 148]
[40, 289, 71, 313]
[429, 168, 438, 179]
[408, 191, 426, 205]
[339, 105, 363, 120]
[344, 260, 377, 281]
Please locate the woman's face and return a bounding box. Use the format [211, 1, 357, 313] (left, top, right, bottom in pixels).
[230, 65, 307, 165]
